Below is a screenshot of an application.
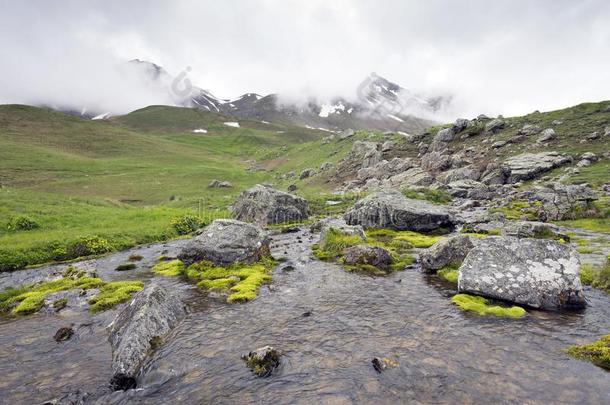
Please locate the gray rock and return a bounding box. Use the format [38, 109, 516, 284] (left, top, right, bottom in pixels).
[503, 152, 571, 183]
[586, 132, 600, 140]
[312, 217, 367, 243]
[580, 152, 597, 162]
[287, 184, 297, 192]
[518, 183, 598, 221]
[485, 118, 505, 134]
[491, 140, 509, 149]
[381, 140, 394, 152]
[284, 171, 295, 179]
[208, 179, 233, 188]
[518, 124, 541, 136]
[353, 141, 383, 168]
[299, 168, 316, 179]
[420, 235, 475, 272]
[108, 284, 186, 388]
[605, 126, 610, 137]
[537, 128, 556, 143]
[453, 118, 469, 132]
[434, 127, 455, 143]
[344, 190, 456, 232]
[343, 245, 394, 270]
[242, 346, 281, 377]
[178, 219, 270, 266]
[458, 237, 585, 310]
[477, 114, 490, 120]
[339, 128, 355, 139]
[233, 184, 308, 226]
[502, 221, 569, 241]
[480, 164, 510, 185]
[421, 151, 452, 173]
[436, 167, 481, 184]
[576, 159, 592, 167]
[382, 167, 435, 188]
[320, 162, 333, 171]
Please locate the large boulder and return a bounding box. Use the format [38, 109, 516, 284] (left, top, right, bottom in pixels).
[178, 219, 270, 266]
[382, 167, 435, 188]
[503, 152, 571, 183]
[108, 284, 186, 390]
[502, 221, 569, 241]
[420, 235, 475, 272]
[485, 118, 505, 134]
[233, 184, 308, 226]
[518, 183, 598, 221]
[311, 217, 367, 242]
[458, 237, 585, 310]
[344, 190, 456, 232]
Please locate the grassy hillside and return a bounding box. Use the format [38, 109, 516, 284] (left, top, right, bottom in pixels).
[0, 104, 343, 270]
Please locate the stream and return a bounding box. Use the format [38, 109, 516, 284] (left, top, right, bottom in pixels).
[0, 228, 609, 404]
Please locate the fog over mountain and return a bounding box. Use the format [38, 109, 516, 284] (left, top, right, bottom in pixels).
[1, 0, 609, 119]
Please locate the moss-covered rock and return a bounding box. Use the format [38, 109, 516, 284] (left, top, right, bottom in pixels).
[242, 346, 281, 377]
[152, 259, 185, 277]
[566, 334, 610, 370]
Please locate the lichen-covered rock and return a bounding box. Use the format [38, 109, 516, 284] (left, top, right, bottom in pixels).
[208, 179, 233, 188]
[108, 284, 186, 389]
[434, 127, 455, 143]
[344, 190, 456, 232]
[381, 167, 435, 188]
[342, 245, 394, 270]
[242, 346, 281, 377]
[420, 235, 475, 272]
[503, 152, 571, 183]
[458, 237, 586, 310]
[299, 168, 316, 179]
[232, 184, 308, 226]
[178, 219, 270, 266]
[537, 128, 556, 143]
[485, 118, 505, 133]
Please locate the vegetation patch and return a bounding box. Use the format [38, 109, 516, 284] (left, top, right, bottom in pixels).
[128, 254, 143, 261]
[152, 259, 185, 277]
[401, 188, 452, 205]
[451, 293, 526, 318]
[566, 334, 610, 370]
[88, 280, 144, 313]
[171, 214, 205, 235]
[579, 256, 610, 293]
[366, 228, 442, 248]
[556, 218, 610, 234]
[6, 216, 40, 231]
[493, 200, 540, 221]
[185, 258, 275, 303]
[438, 265, 460, 284]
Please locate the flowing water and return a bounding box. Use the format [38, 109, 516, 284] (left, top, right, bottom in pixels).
[0, 229, 609, 404]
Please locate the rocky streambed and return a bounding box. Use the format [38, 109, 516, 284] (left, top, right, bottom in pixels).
[0, 226, 609, 404]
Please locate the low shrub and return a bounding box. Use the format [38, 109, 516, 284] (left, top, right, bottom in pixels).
[7, 216, 40, 231]
[171, 214, 204, 235]
[66, 236, 113, 258]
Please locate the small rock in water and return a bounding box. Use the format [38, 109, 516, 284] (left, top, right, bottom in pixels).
[372, 357, 399, 373]
[302, 310, 313, 317]
[109, 373, 137, 391]
[54, 325, 74, 342]
[242, 346, 281, 377]
[281, 264, 295, 272]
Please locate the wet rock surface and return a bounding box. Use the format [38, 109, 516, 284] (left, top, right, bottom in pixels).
[503, 152, 571, 183]
[420, 235, 475, 272]
[232, 184, 308, 226]
[342, 245, 394, 270]
[458, 236, 586, 310]
[108, 283, 187, 388]
[178, 219, 270, 266]
[242, 346, 281, 377]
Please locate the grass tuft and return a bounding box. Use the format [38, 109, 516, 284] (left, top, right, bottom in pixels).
[566, 334, 610, 370]
[152, 259, 185, 277]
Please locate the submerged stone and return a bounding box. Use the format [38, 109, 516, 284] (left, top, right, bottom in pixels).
[242, 346, 281, 377]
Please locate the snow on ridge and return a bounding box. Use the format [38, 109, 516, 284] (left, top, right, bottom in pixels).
[193, 128, 208, 133]
[387, 114, 404, 122]
[223, 122, 240, 128]
[92, 113, 110, 120]
[318, 102, 346, 118]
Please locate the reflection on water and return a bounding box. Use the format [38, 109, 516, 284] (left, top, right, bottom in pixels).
[0, 229, 608, 404]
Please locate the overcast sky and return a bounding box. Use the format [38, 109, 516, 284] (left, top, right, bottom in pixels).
[1, 0, 609, 118]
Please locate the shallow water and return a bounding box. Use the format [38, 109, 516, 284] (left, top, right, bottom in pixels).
[0, 229, 609, 404]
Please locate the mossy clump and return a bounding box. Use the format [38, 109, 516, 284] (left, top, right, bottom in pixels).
[451, 293, 526, 319]
[115, 263, 137, 271]
[317, 228, 363, 260]
[52, 298, 68, 311]
[128, 254, 143, 261]
[493, 200, 539, 221]
[152, 259, 185, 277]
[438, 267, 459, 284]
[366, 228, 442, 249]
[186, 258, 275, 303]
[566, 334, 610, 370]
[401, 188, 452, 205]
[579, 256, 610, 293]
[2, 276, 105, 315]
[88, 280, 144, 313]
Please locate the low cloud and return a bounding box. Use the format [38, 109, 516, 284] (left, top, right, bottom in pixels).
[1, 0, 609, 119]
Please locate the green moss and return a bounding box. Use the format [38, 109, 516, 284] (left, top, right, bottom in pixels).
[566, 334, 610, 370]
[401, 188, 452, 205]
[3, 276, 105, 315]
[451, 293, 526, 318]
[556, 218, 610, 233]
[115, 263, 137, 271]
[493, 200, 539, 221]
[171, 214, 204, 235]
[577, 246, 598, 254]
[438, 268, 459, 284]
[52, 297, 68, 311]
[186, 259, 275, 303]
[580, 256, 610, 293]
[88, 280, 144, 313]
[152, 259, 185, 277]
[7, 215, 40, 231]
[318, 228, 363, 258]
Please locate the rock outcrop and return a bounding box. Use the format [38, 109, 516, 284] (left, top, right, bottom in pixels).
[208, 180, 233, 188]
[344, 190, 456, 232]
[503, 152, 571, 183]
[108, 284, 186, 390]
[178, 219, 270, 266]
[420, 235, 475, 272]
[458, 237, 585, 310]
[232, 184, 308, 226]
[518, 183, 598, 221]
